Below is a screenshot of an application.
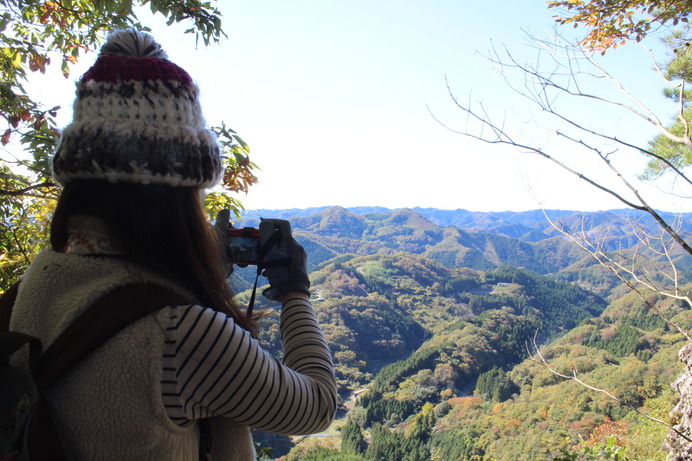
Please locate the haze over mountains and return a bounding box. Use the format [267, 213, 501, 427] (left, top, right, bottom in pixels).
[236, 206, 692, 284]
[240, 205, 692, 243]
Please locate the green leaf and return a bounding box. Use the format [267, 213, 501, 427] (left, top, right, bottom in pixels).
[0, 13, 12, 32]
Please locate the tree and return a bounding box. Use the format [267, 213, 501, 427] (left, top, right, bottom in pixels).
[0, 1, 258, 289]
[548, 0, 692, 52]
[643, 25, 692, 179]
[340, 420, 366, 455]
[365, 424, 404, 461]
[434, 18, 692, 460]
[436, 28, 692, 299]
[476, 366, 519, 402]
[1, 0, 227, 197]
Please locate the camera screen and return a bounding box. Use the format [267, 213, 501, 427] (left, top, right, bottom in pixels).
[229, 236, 259, 264]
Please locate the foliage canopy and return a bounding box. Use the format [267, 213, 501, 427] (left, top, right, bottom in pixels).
[548, 0, 692, 51]
[0, 0, 258, 288]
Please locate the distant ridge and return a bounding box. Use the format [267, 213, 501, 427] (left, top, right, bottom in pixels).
[238, 206, 692, 242]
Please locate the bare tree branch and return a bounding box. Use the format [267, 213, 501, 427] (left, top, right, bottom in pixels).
[0, 182, 56, 198]
[527, 332, 692, 443]
[432, 30, 692, 256]
[443, 26, 692, 457]
[541, 209, 692, 342]
[509, 31, 692, 148]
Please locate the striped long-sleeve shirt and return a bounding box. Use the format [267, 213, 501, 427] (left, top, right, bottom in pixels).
[160, 297, 337, 435]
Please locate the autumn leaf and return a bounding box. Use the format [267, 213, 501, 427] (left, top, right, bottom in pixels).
[1, 128, 11, 145]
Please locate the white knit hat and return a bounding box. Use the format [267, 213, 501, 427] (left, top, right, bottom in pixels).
[52, 29, 222, 188]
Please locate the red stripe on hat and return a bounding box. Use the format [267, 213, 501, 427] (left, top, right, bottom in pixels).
[81, 55, 193, 85]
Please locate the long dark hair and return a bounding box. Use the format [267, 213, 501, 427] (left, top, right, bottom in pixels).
[50, 180, 255, 333]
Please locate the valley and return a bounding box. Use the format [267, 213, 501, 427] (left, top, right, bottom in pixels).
[232, 206, 691, 460]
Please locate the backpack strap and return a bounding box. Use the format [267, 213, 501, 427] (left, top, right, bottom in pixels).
[5, 281, 213, 460]
[35, 283, 191, 389]
[27, 283, 195, 461]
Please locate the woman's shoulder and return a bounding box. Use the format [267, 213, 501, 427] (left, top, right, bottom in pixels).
[157, 302, 253, 362]
[159, 303, 242, 334]
[19, 249, 196, 314]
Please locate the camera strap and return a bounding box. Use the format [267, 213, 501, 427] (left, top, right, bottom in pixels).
[247, 269, 261, 318]
[245, 231, 291, 318]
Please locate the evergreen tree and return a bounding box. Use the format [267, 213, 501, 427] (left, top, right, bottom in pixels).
[401, 403, 436, 461]
[365, 424, 405, 461]
[476, 366, 519, 402]
[299, 447, 366, 461]
[341, 420, 366, 455]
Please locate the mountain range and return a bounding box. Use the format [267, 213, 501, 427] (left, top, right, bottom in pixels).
[233, 206, 691, 460]
[233, 206, 691, 297]
[239, 206, 692, 244]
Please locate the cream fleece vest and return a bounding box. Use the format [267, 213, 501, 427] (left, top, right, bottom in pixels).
[10, 250, 256, 461]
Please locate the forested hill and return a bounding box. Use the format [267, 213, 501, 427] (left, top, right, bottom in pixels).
[236, 206, 691, 292]
[239, 206, 567, 275]
[235, 206, 692, 460]
[239, 205, 692, 243]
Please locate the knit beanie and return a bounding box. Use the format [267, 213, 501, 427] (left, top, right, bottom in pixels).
[52, 28, 222, 188]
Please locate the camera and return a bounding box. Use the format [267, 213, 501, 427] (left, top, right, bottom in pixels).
[228, 227, 261, 266]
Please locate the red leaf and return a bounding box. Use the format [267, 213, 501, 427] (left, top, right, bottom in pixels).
[1, 129, 11, 146]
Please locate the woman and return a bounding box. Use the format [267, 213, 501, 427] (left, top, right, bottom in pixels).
[9, 29, 337, 460]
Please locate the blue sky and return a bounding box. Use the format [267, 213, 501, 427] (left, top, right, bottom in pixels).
[33, 1, 691, 212]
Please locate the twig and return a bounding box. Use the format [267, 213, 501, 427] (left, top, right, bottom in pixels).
[527, 332, 692, 443]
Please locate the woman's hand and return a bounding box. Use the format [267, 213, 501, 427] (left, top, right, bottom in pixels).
[258, 219, 310, 301]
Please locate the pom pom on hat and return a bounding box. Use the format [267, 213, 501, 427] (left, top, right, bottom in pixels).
[52, 28, 223, 188]
[98, 28, 168, 59]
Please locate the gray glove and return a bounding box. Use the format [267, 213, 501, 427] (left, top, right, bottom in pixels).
[258, 218, 310, 301]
